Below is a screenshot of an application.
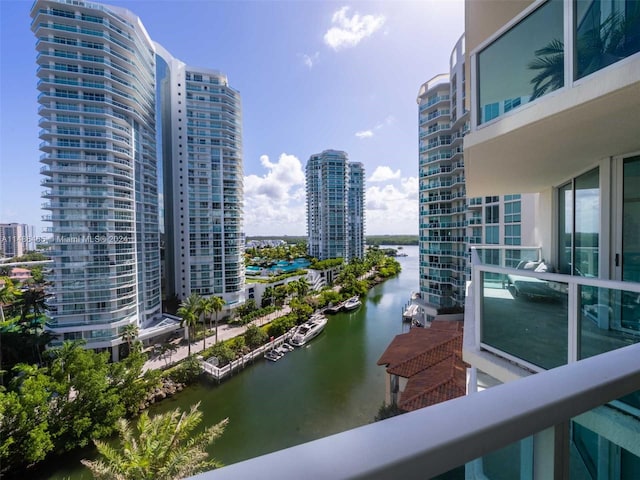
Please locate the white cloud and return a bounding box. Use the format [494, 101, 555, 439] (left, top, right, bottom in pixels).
[365, 177, 418, 234]
[368, 166, 401, 182]
[375, 115, 395, 129]
[244, 153, 307, 235]
[358, 114, 394, 138]
[324, 6, 385, 51]
[301, 51, 320, 69]
[355, 130, 374, 139]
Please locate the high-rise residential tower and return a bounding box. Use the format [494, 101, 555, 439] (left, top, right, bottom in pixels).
[348, 162, 365, 260]
[156, 45, 244, 307]
[306, 150, 365, 261]
[32, 0, 161, 359]
[462, 0, 640, 475]
[0, 223, 36, 257]
[417, 34, 536, 323]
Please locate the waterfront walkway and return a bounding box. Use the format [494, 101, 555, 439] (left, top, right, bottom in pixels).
[143, 306, 291, 372]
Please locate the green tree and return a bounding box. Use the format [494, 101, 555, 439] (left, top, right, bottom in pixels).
[262, 285, 275, 307]
[0, 364, 55, 473]
[209, 296, 225, 344]
[266, 314, 297, 338]
[81, 403, 228, 480]
[120, 323, 139, 357]
[199, 297, 214, 351]
[244, 324, 267, 349]
[48, 341, 126, 452]
[178, 294, 202, 357]
[208, 342, 235, 367]
[110, 348, 158, 416]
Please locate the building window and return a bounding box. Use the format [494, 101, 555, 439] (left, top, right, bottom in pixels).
[485, 205, 499, 224]
[477, 0, 564, 124]
[486, 225, 499, 244]
[558, 168, 599, 276]
[504, 201, 521, 223]
[504, 224, 521, 245]
[575, 0, 640, 81]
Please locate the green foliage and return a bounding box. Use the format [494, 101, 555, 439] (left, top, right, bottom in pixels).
[310, 257, 343, 270]
[374, 402, 406, 422]
[243, 324, 267, 349]
[206, 342, 235, 367]
[0, 340, 152, 475]
[245, 269, 308, 284]
[232, 305, 277, 325]
[266, 314, 297, 338]
[365, 235, 418, 246]
[0, 365, 55, 470]
[81, 402, 227, 480]
[8, 251, 49, 263]
[48, 342, 126, 452]
[235, 298, 257, 317]
[230, 336, 246, 355]
[317, 289, 341, 308]
[111, 348, 159, 416]
[289, 298, 313, 324]
[166, 355, 202, 384]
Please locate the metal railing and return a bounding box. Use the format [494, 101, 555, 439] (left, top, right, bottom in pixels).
[189, 342, 640, 479]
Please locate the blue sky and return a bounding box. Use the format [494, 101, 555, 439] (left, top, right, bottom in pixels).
[0, 0, 464, 236]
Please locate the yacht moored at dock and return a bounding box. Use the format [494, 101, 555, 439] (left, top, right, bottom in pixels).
[290, 315, 328, 347]
[343, 296, 362, 311]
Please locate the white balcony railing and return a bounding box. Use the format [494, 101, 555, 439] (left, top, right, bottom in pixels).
[188, 342, 640, 479]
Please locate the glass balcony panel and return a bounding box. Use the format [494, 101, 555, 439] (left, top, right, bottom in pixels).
[470, 437, 532, 480]
[575, 0, 640, 80]
[481, 271, 568, 369]
[477, 0, 564, 124]
[579, 285, 640, 359]
[571, 395, 640, 479]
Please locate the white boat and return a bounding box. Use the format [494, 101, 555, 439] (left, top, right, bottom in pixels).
[403, 304, 420, 322]
[290, 315, 328, 347]
[264, 349, 284, 362]
[343, 296, 362, 311]
[280, 342, 295, 351]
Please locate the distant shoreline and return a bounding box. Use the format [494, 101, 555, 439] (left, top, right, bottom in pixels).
[246, 235, 419, 246]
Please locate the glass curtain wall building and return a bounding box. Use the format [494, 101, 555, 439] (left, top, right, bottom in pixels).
[417, 35, 536, 323]
[464, 0, 640, 476]
[306, 150, 365, 261]
[32, 0, 161, 360]
[156, 45, 244, 308]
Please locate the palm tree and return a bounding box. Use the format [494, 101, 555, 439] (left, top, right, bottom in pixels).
[199, 297, 215, 351]
[0, 276, 21, 322]
[262, 286, 275, 307]
[209, 296, 225, 344]
[177, 304, 197, 357]
[82, 402, 228, 480]
[121, 323, 139, 357]
[297, 277, 310, 298]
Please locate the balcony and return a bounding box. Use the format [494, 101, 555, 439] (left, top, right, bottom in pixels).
[465, 0, 640, 196]
[188, 340, 640, 479]
[467, 247, 640, 375]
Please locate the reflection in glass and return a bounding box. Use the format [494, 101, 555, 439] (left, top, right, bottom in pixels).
[579, 285, 639, 361]
[571, 413, 640, 478]
[558, 182, 573, 275]
[575, 168, 599, 277]
[477, 0, 564, 124]
[575, 0, 640, 80]
[557, 168, 599, 277]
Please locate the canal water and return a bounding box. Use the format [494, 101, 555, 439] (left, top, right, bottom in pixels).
[45, 246, 418, 479]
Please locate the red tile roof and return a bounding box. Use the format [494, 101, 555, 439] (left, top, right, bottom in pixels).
[377, 321, 467, 412]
